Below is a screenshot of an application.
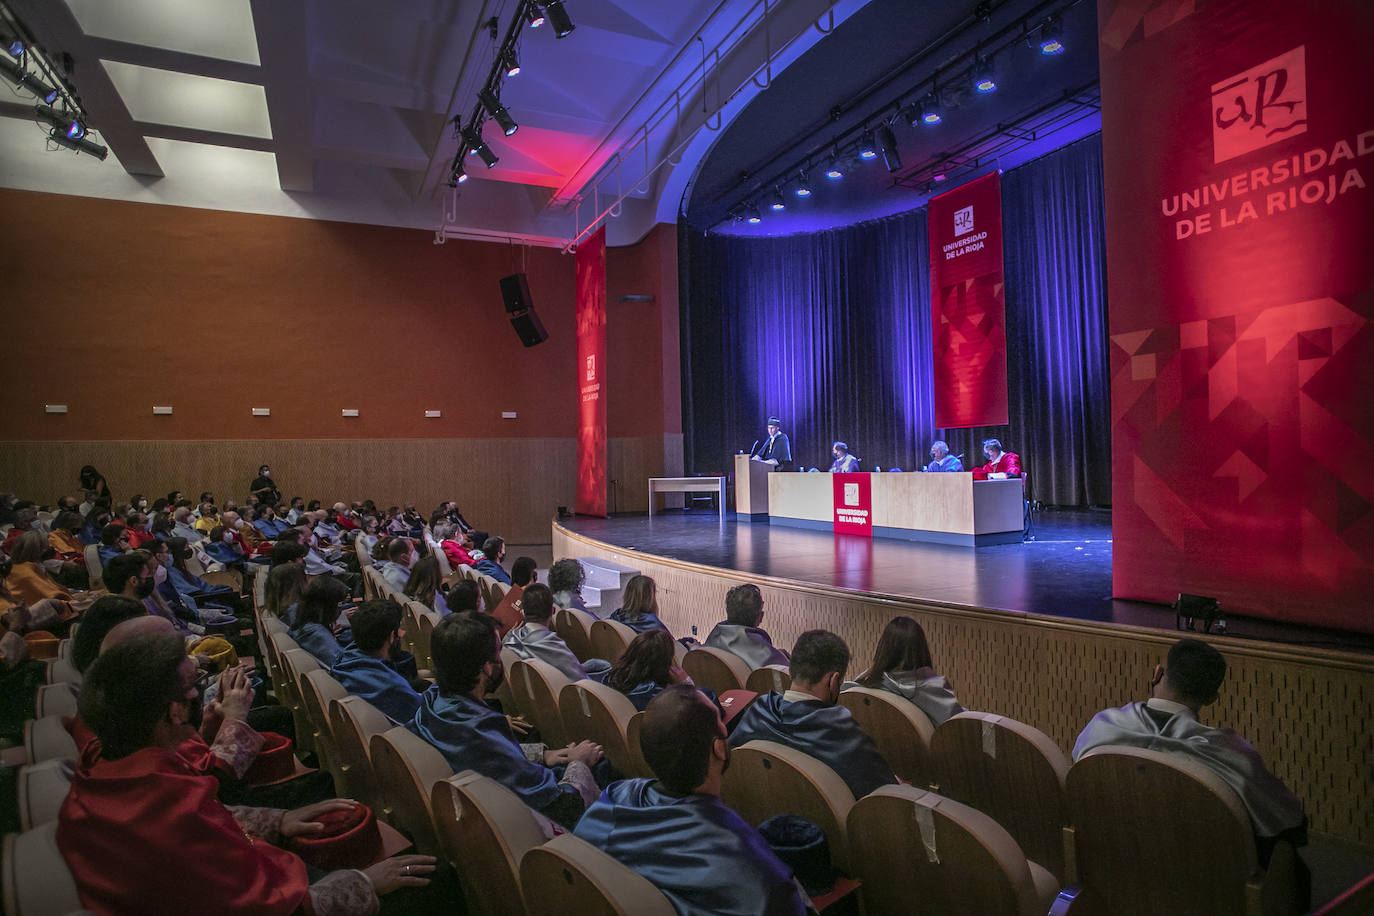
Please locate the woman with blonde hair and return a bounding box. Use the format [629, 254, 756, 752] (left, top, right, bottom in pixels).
[608, 574, 670, 635]
[404, 555, 449, 616]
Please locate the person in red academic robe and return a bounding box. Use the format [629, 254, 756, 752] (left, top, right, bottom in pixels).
[976, 438, 1022, 477]
[58, 631, 435, 915]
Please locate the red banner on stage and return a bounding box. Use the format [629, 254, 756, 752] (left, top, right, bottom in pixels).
[575, 226, 607, 517]
[833, 473, 872, 537]
[929, 172, 1009, 429]
[1100, 0, 1374, 631]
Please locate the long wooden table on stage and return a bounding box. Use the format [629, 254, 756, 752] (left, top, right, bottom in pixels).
[768, 471, 1025, 545]
[553, 519, 1374, 848]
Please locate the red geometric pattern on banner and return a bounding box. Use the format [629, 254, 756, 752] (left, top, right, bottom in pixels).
[575, 227, 607, 517]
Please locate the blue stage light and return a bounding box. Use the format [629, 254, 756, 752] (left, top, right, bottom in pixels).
[858, 131, 877, 160]
[1039, 17, 1065, 55]
[972, 57, 996, 93]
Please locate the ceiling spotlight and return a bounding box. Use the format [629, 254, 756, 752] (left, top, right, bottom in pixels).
[504, 50, 521, 76]
[525, 3, 546, 28]
[876, 124, 901, 172]
[450, 160, 469, 185]
[769, 187, 786, 211]
[1, 30, 22, 59]
[824, 155, 843, 180]
[34, 104, 84, 139]
[48, 127, 106, 160]
[1039, 16, 1065, 55]
[746, 205, 762, 224]
[479, 88, 518, 136]
[463, 125, 499, 168]
[917, 92, 942, 126]
[858, 130, 877, 160]
[794, 169, 812, 197]
[972, 56, 996, 93]
[544, 0, 575, 38]
[0, 57, 58, 104]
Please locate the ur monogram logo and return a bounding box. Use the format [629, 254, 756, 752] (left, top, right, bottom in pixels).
[1211, 46, 1307, 164]
[954, 205, 975, 236]
[843, 482, 860, 506]
[585, 354, 595, 381]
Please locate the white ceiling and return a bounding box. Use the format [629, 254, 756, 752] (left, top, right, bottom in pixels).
[0, 0, 869, 247]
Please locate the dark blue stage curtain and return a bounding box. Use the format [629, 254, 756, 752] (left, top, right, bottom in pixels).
[680, 133, 1111, 507]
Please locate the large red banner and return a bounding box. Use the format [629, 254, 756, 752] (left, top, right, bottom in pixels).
[575, 226, 607, 517]
[1101, 0, 1374, 631]
[832, 473, 872, 537]
[929, 172, 1009, 429]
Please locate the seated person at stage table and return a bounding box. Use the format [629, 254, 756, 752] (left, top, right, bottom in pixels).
[410, 611, 603, 830]
[575, 684, 808, 916]
[851, 616, 963, 726]
[923, 439, 964, 473]
[752, 416, 793, 469]
[1072, 638, 1308, 870]
[704, 583, 789, 669]
[976, 437, 1021, 478]
[503, 584, 609, 682]
[827, 441, 861, 473]
[59, 631, 436, 914]
[609, 574, 672, 636]
[730, 629, 896, 800]
[331, 599, 424, 724]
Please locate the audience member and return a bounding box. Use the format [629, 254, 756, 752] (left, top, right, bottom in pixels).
[475, 537, 511, 584]
[6, 529, 75, 605]
[438, 527, 478, 570]
[1, 502, 38, 552]
[331, 600, 424, 724]
[48, 510, 90, 578]
[607, 629, 698, 711]
[249, 464, 281, 507]
[124, 511, 157, 548]
[286, 497, 306, 524]
[548, 558, 589, 614]
[489, 556, 536, 636]
[252, 505, 289, 539]
[852, 616, 963, 726]
[379, 538, 415, 592]
[412, 612, 602, 829]
[172, 506, 205, 543]
[70, 595, 146, 674]
[729, 629, 896, 799]
[575, 684, 807, 915]
[105, 550, 199, 637]
[165, 537, 240, 613]
[447, 580, 481, 615]
[403, 555, 448, 616]
[609, 575, 671, 635]
[78, 465, 110, 501]
[288, 576, 351, 667]
[205, 524, 245, 567]
[502, 584, 606, 682]
[704, 584, 789, 668]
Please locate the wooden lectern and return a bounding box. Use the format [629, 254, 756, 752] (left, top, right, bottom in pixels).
[735, 453, 773, 518]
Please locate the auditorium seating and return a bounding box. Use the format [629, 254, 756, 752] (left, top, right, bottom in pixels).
[33, 684, 79, 720]
[745, 664, 791, 694]
[278, 647, 323, 753]
[682, 646, 750, 694]
[519, 834, 676, 916]
[368, 725, 454, 856]
[329, 695, 393, 810]
[431, 542, 453, 578]
[1064, 746, 1302, 916]
[508, 659, 573, 749]
[23, 716, 77, 766]
[82, 544, 103, 591]
[494, 647, 521, 718]
[589, 619, 636, 664]
[929, 711, 1071, 881]
[721, 739, 856, 873]
[848, 785, 1061, 916]
[1, 821, 83, 916]
[43, 658, 81, 688]
[431, 771, 551, 916]
[839, 685, 937, 789]
[553, 607, 597, 662]
[558, 680, 651, 778]
[17, 759, 73, 831]
[298, 668, 348, 789]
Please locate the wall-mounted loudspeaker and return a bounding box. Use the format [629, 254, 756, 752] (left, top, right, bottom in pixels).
[500, 273, 548, 347]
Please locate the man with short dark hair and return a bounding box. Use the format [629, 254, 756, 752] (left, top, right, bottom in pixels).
[502, 584, 604, 682]
[249, 465, 280, 508]
[331, 600, 423, 723]
[704, 583, 789, 668]
[411, 612, 602, 829]
[729, 629, 895, 799]
[575, 685, 807, 915]
[475, 537, 511, 584]
[379, 537, 415, 592]
[1073, 638, 1307, 867]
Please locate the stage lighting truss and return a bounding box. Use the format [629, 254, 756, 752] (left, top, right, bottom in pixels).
[2, 6, 102, 162]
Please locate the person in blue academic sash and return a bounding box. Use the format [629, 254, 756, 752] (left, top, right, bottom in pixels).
[923, 440, 964, 472]
[827, 442, 861, 473]
[575, 684, 808, 916]
[330, 600, 424, 723]
[704, 584, 789, 669]
[410, 612, 603, 829]
[729, 629, 896, 800]
[608, 575, 673, 636]
[502, 584, 610, 682]
[287, 576, 351, 667]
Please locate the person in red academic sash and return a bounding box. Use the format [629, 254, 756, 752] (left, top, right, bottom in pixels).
[975, 438, 1022, 478]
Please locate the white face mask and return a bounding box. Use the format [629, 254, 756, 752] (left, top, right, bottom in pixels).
[233, 518, 244, 528]
[409, 551, 420, 566]
[30, 519, 42, 529]
[138, 499, 148, 509]
[153, 564, 168, 584]
[223, 531, 235, 543]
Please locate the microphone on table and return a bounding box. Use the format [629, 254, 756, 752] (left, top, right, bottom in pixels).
[748, 439, 760, 458]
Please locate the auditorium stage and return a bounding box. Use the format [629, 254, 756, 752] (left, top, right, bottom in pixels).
[560, 507, 1373, 653]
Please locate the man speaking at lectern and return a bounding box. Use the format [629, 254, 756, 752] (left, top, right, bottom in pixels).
[752, 417, 792, 470]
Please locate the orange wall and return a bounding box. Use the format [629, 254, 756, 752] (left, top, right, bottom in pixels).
[0, 188, 677, 442]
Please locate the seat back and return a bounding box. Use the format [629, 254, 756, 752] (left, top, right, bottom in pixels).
[558, 681, 648, 777]
[588, 619, 635, 665]
[330, 696, 394, 811]
[83, 544, 104, 591]
[494, 647, 522, 719]
[721, 739, 855, 873]
[839, 686, 937, 789]
[368, 726, 454, 855]
[415, 608, 439, 672]
[33, 684, 79, 721]
[43, 658, 82, 687]
[362, 564, 381, 600]
[682, 647, 750, 694]
[519, 834, 676, 916]
[745, 664, 791, 694]
[24, 717, 78, 766]
[509, 659, 572, 749]
[432, 543, 454, 578]
[848, 785, 1051, 916]
[2, 822, 83, 916]
[280, 648, 323, 753]
[299, 668, 348, 785]
[399, 601, 424, 661]
[553, 608, 596, 662]
[1066, 746, 1263, 916]
[432, 771, 550, 916]
[930, 711, 1070, 879]
[17, 759, 74, 832]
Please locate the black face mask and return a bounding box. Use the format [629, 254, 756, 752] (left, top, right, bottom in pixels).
[387, 634, 404, 658]
[485, 658, 506, 694]
[135, 576, 156, 599]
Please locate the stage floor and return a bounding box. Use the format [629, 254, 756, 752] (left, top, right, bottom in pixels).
[562, 507, 1373, 653]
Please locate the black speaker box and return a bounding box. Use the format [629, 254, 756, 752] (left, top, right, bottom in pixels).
[500, 273, 533, 314]
[510, 309, 548, 347]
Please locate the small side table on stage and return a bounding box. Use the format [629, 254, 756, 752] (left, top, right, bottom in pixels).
[648, 476, 726, 518]
[734, 453, 772, 520]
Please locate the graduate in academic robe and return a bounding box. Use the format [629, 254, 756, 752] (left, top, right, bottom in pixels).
[331, 600, 424, 723]
[975, 438, 1022, 477]
[576, 684, 808, 916]
[608, 574, 674, 636]
[827, 442, 861, 473]
[57, 631, 435, 915]
[703, 583, 790, 669]
[753, 416, 793, 469]
[411, 612, 603, 830]
[288, 576, 352, 667]
[1073, 638, 1307, 868]
[502, 584, 611, 682]
[850, 616, 964, 726]
[729, 629, 896, 800]
[923, 440, 964, 473]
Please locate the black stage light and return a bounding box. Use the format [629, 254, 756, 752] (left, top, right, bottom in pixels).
[463, 125, 499, 167]
[525, 3, 546, 28]
[0, 57, 57, 104]
[858, 130, 877, 160]
[544, 0, 575, 38]
[504, 49, 521, 76]
[49, 126, 107, 160]
[876, 124, 901, 172]
[794, 169, 812, 198]
[824, 153, 843, 180]
[745, 205, 762, 224]
[1, 30, 23, 58]
[769, 187, 786, 211]
[479, 88, 518, 136]
[1039, 16, 1065, 55]
[972, 56, 997, 94]
[916, 92, 941, 126]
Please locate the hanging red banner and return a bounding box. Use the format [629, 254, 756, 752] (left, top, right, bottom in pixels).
[575, 226, 607, 517]
[929, 172, 1009, 428]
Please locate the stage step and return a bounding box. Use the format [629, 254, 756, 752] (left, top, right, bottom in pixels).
[579, 556, 639, 614]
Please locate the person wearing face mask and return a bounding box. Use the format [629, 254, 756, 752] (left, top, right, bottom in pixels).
[252, 505, 290, 539]
[164, 538, 243, 614]
[331, 600, 426, 723]
[411, 611, 604, 830]
[378, 537, 417, 592]
[103, 550, 203, 638]
[1, 502, 40, 553]
[5, 529, 78, 607]
[194, 502, 220, 535]
[249, 465, 281, 508]
[474, 536, 511, 585]
[294, 522, 360, 597]
[47, 511, 90, 579]
[728, 629, 897, 800]
[124, 511, 158, 548]
[205, 524, 246, 567]
[288, 577, 351, 667]
[574, 684, 809, 916]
